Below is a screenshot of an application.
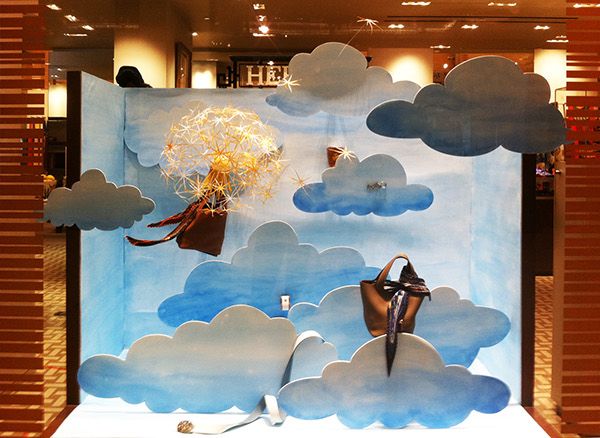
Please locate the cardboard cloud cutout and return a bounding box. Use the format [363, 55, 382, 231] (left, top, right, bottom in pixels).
[158, 221, 380, 326]
[289, 285, 510, 366]
[78, 305, 337, 413]
[266, 42, 420, 117]
[293, 153, 433, 216]
[278, 335, 510, 429]
[43, 169, 154, 230]
[124, 100, 204, 167]
[367, 56, 566, 156]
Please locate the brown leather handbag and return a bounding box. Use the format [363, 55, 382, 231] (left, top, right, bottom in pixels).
[360, 253, 430, 374]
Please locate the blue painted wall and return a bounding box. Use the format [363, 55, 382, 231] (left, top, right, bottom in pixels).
[80, 73, 126, 361]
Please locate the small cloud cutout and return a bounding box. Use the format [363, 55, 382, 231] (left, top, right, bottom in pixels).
[367, 56, 566, 156]
[293, 154, 433, 216]
[266, 42, 420, 117]
[158, 221, 380, 326]
[288, 285, 510, 367]
[78, 305, 337, 413]
[278, 335, 511, 429]
[124, 101, 204, 167]
[43, 169, 154, 230]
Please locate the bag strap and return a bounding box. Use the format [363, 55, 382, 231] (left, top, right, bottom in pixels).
[374, 253, 411, 291]
[177, 331, 324, 435]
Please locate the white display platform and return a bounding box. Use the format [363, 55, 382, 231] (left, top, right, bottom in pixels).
[53, 398, 549, 438]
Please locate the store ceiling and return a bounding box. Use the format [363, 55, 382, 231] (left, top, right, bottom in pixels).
[46, 0, 569, 53]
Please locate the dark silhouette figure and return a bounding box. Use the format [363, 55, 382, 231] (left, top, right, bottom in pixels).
[116, 66, 152, 88]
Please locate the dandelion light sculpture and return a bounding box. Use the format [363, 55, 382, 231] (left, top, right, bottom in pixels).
[126, 106, 284, 255]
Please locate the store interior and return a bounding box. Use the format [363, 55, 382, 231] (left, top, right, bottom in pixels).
[24, 0, 593, 437]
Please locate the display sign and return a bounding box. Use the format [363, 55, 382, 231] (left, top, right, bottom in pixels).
[238, 63, 289, 87]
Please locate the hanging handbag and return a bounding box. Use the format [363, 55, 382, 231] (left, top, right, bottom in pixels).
[360, 253, 430, 375]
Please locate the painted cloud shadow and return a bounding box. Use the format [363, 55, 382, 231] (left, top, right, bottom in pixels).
[367, 56, 566, 156]
[293, 154, 433, 216]
[278, 335, 510, 429]
[266, 42, 420, 117]
[288, 285, 510, 366]
[158, 221, 380, 326]
[43, 169, 154, 230]
[78, 305, 336, 413]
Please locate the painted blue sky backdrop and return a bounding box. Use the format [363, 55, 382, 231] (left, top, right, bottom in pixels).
[158, 221, 380, 326]
[266, 42, 419, 117]
[293, 153, 433, 216]
[289, 285, 510, 366]
[278, 335, 510, 429]
[78, 305, 336, 413]
[44, 169, 154, 230]
[367, 56, 566, 156]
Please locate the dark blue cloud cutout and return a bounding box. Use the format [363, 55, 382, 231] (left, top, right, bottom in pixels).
[158, 221, 380, 326]
[293, 154, 433, 216]
[367, 56, 567, 156]
[278, 335, 511, 429]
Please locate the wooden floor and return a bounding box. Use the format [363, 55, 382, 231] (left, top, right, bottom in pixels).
[38, 228, 578, 437]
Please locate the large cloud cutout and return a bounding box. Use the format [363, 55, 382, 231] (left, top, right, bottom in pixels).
[43, 169, 154, 230]
[266, 42, 420, 117]
[293, 154, 433, 216]
[158, 221, 380, 326]
[278, 335, 510, 429]
[124, 100, 204, 167]
[289, 285, 510, 366]
[78, 305, 337, 413]
[367, 56, 566, 156]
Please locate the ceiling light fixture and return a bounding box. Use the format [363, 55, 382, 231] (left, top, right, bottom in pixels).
[64, 33, 87, 37]
[461, 24, 479, 29]
[253, 3, 265, 10]
[401, 1, 431, 5]
[534, 25, 550, 30]
[443, 63, 449, 69]
[192, 32, 199, 36]
[64, 14, 78, 22]
[252, 32, 273, 37]
[547, 38, 568, 43]
[258, 24, 270, 34]
[388, 24, 405, 29]
[488, 2, 517, 6]
[555, 34, 567, 38]
[257, 15, 267, 21]
[46, 4, 61, 10]
[81, 24, 94, 31]
[431, 45, 451, 49]
[267, 60, 274, 66]
[573, 3, 600, 7]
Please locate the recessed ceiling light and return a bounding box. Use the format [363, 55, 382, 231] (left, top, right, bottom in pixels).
[431, 45, 451, 49]
[64, 14, 78, 22]
[252, 32, 273, 37]
[488, 2, 517, 6]
[555, 34, 567, 38]
[573, 3, 600, 7]
[443, 63, 449, 69]
[401, 1, 431, 5]
[46, 4, 61, 10]
[81, 24, 94, 31]
[547, 38, 568, 43]
[388, 24, 405, 29]
[461, 24, 479, 29]
[253, 3, 265, 10]
[203, 17, 210, 21]
[258, 24, 270, 34]
[534, 25, 550, 30]
[192, 32, 198, 36]
[267, 60, 274, 66]
[257, 15, 267, 21]
[64, 33, 87, 37]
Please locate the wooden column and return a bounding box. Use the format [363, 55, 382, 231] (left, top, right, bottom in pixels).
[0, 0, 47, 434]
[556, 2, 600, 435]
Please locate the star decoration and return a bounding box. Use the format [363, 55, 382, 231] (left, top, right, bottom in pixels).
[290, 170, 310, 189]
[357, 16, 381, 32]
[337, 146, 357, 161]
[279, 74, 301, 93]
[160, 106, 284, 212]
